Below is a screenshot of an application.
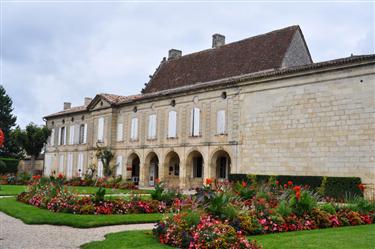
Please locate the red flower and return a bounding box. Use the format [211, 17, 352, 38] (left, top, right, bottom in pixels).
[275, 180, 279, 185]
[287, 181, 293, 186]
[32, 175, 41, 180]
[295, 191, 301, 200]
[358, 184, 365, 192]
[58, 173, 64, 179]
[205, 178, 212, 185]
[293, 186, 301, 192]
[284, 184, 287, 188]
[242, 181, 247, 187]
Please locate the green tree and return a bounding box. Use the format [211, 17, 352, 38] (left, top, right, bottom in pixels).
[13, 123, 51, 174]
[95, 143, 115, 177]
[0, 85, 22, 158]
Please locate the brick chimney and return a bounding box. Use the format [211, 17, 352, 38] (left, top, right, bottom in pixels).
[63, 102, 71, 110]
[168, 49, 182, 60]
[84, 97, 92, 106]
[212, 34, 225, 48]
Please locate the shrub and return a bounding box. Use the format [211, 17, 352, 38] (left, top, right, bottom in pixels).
[239, 213, 263, 235]
[324, 177, 363, 199]
[290, 190, 317, 216]
[94, 187, 106, 203]
[151, 181, 181, 206]
[206, 191, 239, 221]
[319, 203, 336, 214]
[277, 200, 292, 217]
[0, 157, 19, 174]
[311, 208, 332, 228]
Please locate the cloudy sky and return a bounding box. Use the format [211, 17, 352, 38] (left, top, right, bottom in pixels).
[1, 1, 374, 127]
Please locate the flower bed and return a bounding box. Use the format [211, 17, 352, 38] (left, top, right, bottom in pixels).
[16, 177, 168, 215]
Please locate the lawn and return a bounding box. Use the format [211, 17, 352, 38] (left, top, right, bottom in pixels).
[0, 184, 152, 196]
[80, 225, 375, 249]
[0, 197, 162, 228]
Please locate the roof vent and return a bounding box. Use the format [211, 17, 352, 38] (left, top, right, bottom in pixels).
[212, 33, 225, 48]
[63, 102, 71, 110]
[168, 49, 182, 60]
[84, 97, 92, 106]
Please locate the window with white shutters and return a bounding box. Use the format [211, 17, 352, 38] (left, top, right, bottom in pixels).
[77, 153, 84, 177]
[79, 124, 85, 144]
[116, 155, 123, 176]
[148, 114, 157, 139]
[59, 155, 64, 173]
[69, 125, 75, 145]
[117, 123, 123, 141]
[131, 118, 138, 140]
[50, 129, 55, 146]
[97, 117, 104, 142]
[168, 111, 177, 138]
[191, 107, 200, 137]
[67, 153, 73, 178]
[216, 110, 226, 135]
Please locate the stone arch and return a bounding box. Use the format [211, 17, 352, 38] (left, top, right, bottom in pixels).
[163, 151, 181, 188]
[126, 152, 140, 184]
[144, 151, 159, 187]
[210, 149, 231, 180]
[186, 150, 204, 188]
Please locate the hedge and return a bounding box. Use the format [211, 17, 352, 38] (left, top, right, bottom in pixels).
[0, 157, 19, 174]
[228, 174, 363, 199]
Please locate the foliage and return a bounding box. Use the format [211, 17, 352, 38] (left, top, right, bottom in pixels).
[276, 200, 292, 217]
[0, 157, 19, 174]
[289, 190, 317, 216]
[151, 181, 181, 206]
[319, 203, 336, 215]
[94, 186, 106, 203]
[95, 145, 115, 177]
[206, 191, 239, 220]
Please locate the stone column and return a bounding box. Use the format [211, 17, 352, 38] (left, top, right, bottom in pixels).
[179, 158, 186, 189]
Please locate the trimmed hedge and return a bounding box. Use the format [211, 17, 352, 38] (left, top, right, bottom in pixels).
[0, 157, 19, 174]
[228, 174, 363, 199]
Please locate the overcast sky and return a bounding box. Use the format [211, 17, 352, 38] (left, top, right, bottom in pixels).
[1, 1, 374, 128]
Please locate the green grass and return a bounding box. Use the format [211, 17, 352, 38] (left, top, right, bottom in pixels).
[80, 225, 375, 249]
[0, 197, 162, 228]
[0, 184, 152, 196]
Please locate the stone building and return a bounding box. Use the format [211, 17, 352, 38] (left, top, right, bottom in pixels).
[43, 26, 375, 198]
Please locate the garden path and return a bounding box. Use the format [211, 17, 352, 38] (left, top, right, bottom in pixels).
[0, 212, 155, 249]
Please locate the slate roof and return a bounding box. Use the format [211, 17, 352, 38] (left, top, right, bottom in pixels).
[142, 25, 310, 93]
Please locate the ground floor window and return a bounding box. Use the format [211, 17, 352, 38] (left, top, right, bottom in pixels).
[193, 156, 203, 178]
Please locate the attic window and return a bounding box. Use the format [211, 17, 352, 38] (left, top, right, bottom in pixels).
[81, 115, 85, 121]
[170, 99, 176, 107]
[51, 121, 55, 126]
[133, 106, 138, 113]
[100, 101, 103, 106]
[221, 91, 227, 99]
[62, 119, 65, 124]
[71, 117, 74, 122]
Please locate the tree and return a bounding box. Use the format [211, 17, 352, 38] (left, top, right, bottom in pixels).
[95, 143, 115, 177]
[0, 85, 22, 158]
[13, 123, 51, 174]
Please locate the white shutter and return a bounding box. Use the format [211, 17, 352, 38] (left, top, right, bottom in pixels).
[193, 107, 200, 136]
[131, 118, 138, 140]
[97, 117, 104, 142]
[148, 114, 156, 139]
[63, 127, 67, 145]
[67, 153, 73, 178]
[98, 160, 103, 177]
[190, 108, 194, 136]
[69, 125, 75, 145]
[117, 123, 123, 141]
[59, 155, 64, 173]
[58, 127, 61, 145]
[74, 125, 80, 144]
[83, 123, 87, 144]
[50, 129, 55, 146]
[116, 155, 123, 176]
[168, 111, 177, 138]
[78, 153, 84, 177]
[217, 110, 226, 134]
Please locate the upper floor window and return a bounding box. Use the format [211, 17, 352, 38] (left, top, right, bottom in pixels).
[168, 111, 177, 138]
[69, 125, 75, 145]
[190, 107, 200, 137]
[58, 127, 66, 145]
[97, 117, 104, 142]
[216, 110, 226, 135]
[79, 124, 87, 144]
[130, 117, 138, 140]
[148, 114, 157, 139]
[117, 122, 124, 142]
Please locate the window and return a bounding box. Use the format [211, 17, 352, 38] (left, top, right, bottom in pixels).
[67, 153, 73, 178]
[218, 157, 228, 178]
[50, 129, 55, 146]
[97, 117, 104, 142]
[116, 155, 123, 176]
[58, 127, 66, 145]
[79, 124, 86, 144]
[190, 107, 200, 136]
[169, 163, 180, 176]
[148, 114, 157, 139]
[117, 123, 123, 141]
[69, 125, 75, 145]
[77, 153, 84, 177]
[193, 156, 203, 178]
[130, 118, 138, 140]
[216, 110, 226, 135]
[59, 155, 64, 173]
[168, 111, 177, 138]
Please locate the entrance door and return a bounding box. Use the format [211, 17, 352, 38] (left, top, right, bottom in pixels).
[149, 163, 156, 186]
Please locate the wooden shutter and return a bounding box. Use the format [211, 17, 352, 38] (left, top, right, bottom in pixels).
[168, 111, 177, 138]
[193, 107, 200, 136]
[117, 123, 123, 141]
[78, 153, 84, 177]
[131, 118, 138, 140]
[63, 127, 67, 145]
[58, 127, 61, 145]
[97, 117, 104, 142]
[59, 155, 64, 173]
[217, 110, 226, 134]
[116, 155, 123, 176]
[69, 125, 75, 145]
[148, 114, 156, 139]
[83, 123, 87, 144]
[50, 129, 55, 146]
[67, 153, 73, 178]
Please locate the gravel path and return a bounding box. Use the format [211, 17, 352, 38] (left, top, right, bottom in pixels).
[0, 212, 155, 249]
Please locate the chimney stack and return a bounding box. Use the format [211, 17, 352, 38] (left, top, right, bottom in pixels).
[63, 102, 71, 110]
[168, 49, 182, 60]
[84, 97, 92, 106]
[212, 33, 225, 48]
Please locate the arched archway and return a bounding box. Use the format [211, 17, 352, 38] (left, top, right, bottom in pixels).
[127, 153, 140, 185]
[211, 150, 231, 180]
[145, 152, 159, 187]
[186, 150, 204, 188]
[163, 151, 180, 188]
